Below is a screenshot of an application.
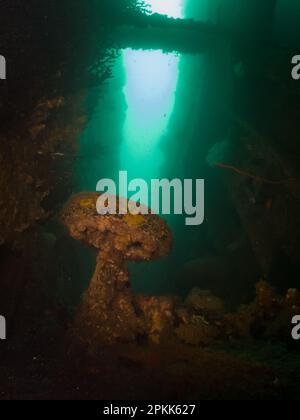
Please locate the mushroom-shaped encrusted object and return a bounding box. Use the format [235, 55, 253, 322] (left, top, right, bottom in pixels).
[61, 193, 172, 348]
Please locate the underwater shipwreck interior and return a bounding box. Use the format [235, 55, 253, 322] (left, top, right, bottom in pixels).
[1, 0, 300, 401]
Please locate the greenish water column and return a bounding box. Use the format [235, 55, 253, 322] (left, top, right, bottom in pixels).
[120, 0, 185, 190]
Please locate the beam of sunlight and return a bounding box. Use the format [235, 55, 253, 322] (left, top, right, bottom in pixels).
[120, 1, 186, 186]
[121, 49, 179, 180]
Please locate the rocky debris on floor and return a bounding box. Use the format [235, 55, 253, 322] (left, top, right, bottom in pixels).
[136, 296, 176, 344]
[175, 320, 220, 346]
[223, 281, 300, 341]
[185, 288, 224, 316]
[60, 193, 300, 352]
[60, 192, 300, 352]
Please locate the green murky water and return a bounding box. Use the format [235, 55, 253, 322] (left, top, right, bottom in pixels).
[74, 0, 293, 298]
[74, 0, 234, 296]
